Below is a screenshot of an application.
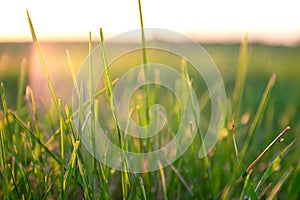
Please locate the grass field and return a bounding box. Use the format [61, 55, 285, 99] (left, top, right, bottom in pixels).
[1, 39, 300, 199]
[0, 8, 300, 199]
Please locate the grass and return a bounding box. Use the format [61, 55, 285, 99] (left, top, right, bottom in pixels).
[0, 4, 299, 200]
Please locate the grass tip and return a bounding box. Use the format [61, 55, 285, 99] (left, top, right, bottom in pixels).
[100, 28, 104, 42]
[270, 73, 277, 84]
[25, 85, 31, 92]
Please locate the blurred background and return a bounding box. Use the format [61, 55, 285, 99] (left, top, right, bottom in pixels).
[0, 0, 299, 131]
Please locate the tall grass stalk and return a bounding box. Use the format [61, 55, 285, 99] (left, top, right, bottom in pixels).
[222, 73, 277, 199]
[1, 83, 9, 125]
[66, 50, 80, 98]
[26, 10, 60, 113]
[100, 28, 130, 199]
[0, 109, 9, 199]
[87, 32, 96, 191]
[181, 59, 215, 198]
[58, 100, 66, 199]
[233, 34, 248, 119]
[16, 59, 27, 113]
[230, 114, 239, 158]
[137, 0, 150, 122]
[14, 59, 28, 155]
[241, 73, 276, 158]
[26, 86, 43, 159]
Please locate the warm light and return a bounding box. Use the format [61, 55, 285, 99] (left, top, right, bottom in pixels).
[0, 0, 299, 45]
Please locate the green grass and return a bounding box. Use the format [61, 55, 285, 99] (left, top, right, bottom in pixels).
[0, 5, 300, 200]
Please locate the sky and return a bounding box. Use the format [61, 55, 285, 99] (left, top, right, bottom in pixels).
[1, 0, 299, 45]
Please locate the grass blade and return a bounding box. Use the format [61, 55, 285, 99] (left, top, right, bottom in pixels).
[223, 73, 277, 199]
[16, 58, 27, 113]
[231, 115, 239, 158]
[26, 86, 43, 158]
[255, 139, 296, 192]
[0, 114, 9, 199]
[1, 83, 8, 113]
[77, 157, 93, 199]
[8, 111, 61, 164]
[233, 34, 248, 118]
[0, 83, 9, 126]
[288, 162, 300, 199]
[170, 164, 194, 196]
[100, 27, 131, 200]
[240, 171, 251, 200]
[63, 141, 80, 197]
[245, 126, 291, 175]
[241, 73, 277, 156]
[26, 10, 59, 113]
[158, 161, 168, 200]
[182, 59, 214, 197]
[266, 168, 292, 200]
[58, 100, 65, 199]
[16, 162, 34, 198]
[137, 0, 150, 121]
[139, 176, 147, 200]
[42, 175, 59, 200]
[66, 50, 80, 99]
[236, 126, 291, 184]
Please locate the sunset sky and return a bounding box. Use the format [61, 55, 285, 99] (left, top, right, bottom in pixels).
[1, 0, 299, 45]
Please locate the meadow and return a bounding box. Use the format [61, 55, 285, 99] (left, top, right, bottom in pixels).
[0, 10, 300, 200]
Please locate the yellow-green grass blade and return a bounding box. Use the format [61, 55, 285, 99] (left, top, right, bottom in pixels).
[158, 161, 168, 200]
[233, 34, 248, 119]
[26, 10, 59, 113]
[100, 28, 131, 199]
[63, 141, 80, 197]
[0, 115, 9, 199]
[137, 0, 150, 122]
